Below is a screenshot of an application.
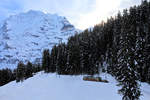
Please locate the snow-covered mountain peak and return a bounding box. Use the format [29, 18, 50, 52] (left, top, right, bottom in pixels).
[0, 10, 77, 69]
[26, 10, 44, 15]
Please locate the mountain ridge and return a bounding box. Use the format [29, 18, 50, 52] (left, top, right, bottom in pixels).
[0, 10, 78, 69]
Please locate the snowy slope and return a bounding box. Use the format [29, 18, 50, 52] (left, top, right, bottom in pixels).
[0, 72, 122, 100]
[0, 10, 78, 69]
[0, 72, 149, 100]
[141, 83, 150, 99]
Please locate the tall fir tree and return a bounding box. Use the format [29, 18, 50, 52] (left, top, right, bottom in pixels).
[42, 49, 51, 72]
[16, 62, 26, 82]
[116, 9, 141, 100]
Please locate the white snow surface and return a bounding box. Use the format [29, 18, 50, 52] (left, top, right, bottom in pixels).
[0, 72, 149, 100]
[0, 72, 122, 100]
[0, 10, 78, 69]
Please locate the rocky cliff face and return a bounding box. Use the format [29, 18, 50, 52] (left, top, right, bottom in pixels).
[0, 10, 77, 69]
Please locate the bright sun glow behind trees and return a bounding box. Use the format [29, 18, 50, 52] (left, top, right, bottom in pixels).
[0, 0, 141, 30]
[77, 0, 141, 30]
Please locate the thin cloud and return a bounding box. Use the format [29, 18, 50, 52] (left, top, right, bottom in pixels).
[0, 0, 141, 30]
[76, 0, 141, 29]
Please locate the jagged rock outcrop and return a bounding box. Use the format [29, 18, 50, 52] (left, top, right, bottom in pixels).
[0, 10, 78, 69]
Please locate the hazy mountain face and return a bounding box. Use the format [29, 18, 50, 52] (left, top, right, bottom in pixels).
[0, 10, 77, 69]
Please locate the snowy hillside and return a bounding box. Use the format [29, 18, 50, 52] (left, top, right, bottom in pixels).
[0, 72, 121, 100]
[0, 10, 78, 69]
[0, 72, 149, 100]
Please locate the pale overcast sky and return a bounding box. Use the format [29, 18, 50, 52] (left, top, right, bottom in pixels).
[0, 0, 141, 30]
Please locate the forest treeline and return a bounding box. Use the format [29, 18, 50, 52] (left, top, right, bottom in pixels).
[0, 62, 41, 86]
[0, 0, 150, 100]
[41, 1, 150, 99]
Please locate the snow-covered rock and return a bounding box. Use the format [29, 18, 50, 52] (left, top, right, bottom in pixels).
[0, 10, 78, 69]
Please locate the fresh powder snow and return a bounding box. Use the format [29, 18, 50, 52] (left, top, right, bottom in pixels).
[0, 72, 150, 100]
